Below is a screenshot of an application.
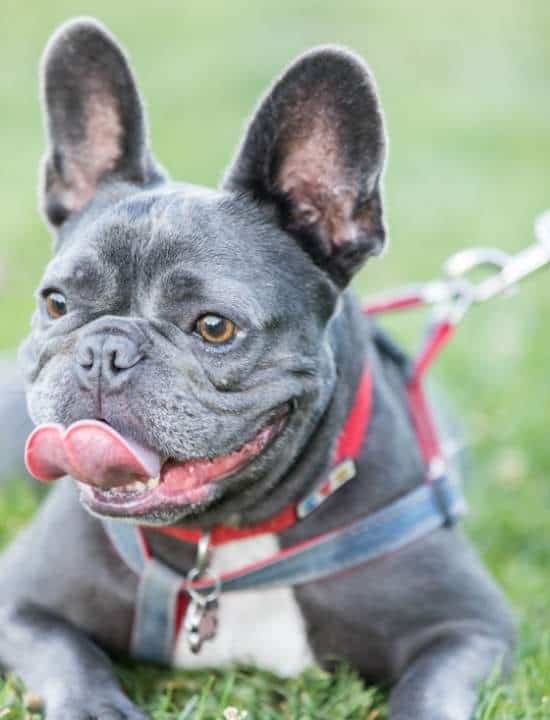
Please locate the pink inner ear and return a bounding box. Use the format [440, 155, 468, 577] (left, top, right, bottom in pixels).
[54, 86, 123, 215]
[277, 114, 359, 253]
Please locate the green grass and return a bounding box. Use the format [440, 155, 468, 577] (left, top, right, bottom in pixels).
[1, 0, 549, 717]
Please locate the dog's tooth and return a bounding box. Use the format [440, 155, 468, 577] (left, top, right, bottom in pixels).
[122, 480, 146, 493]
[111, 478, 156, 494]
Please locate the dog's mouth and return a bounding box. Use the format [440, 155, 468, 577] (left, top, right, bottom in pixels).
[24, 408, 289, 520]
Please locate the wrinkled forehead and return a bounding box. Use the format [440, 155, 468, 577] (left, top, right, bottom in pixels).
[44, 186, 326, 318]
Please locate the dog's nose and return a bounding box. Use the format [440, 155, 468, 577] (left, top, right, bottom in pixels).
[75, 332, 145, 391]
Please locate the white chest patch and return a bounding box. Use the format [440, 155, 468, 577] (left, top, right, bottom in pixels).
[172, 534, 315, 677]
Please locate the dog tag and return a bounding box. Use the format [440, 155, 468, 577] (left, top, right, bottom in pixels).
[184, 596, 219, 653]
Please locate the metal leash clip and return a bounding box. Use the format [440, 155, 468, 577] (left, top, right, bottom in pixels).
[365, 210, 550, 322]
[441, 209, 550, 318]
[364, 211, 550, 384]
[183, 532, 221, 654]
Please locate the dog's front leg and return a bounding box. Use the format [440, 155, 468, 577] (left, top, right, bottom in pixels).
[389, 631, 511, 720]
[0, 603, 147, 720]
[0, 482, 146, 719]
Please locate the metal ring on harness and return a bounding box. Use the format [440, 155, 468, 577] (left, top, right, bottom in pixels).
[186, 567, 221, 606]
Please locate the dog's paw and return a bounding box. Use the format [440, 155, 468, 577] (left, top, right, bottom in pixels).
[48, 692, 149, 720]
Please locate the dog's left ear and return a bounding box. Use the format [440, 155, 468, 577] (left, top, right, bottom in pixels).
[223, 46, 387, 287]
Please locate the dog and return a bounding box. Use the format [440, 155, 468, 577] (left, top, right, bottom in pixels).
[0, 18, 515, 719]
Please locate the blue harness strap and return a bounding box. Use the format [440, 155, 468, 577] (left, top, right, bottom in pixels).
[208, 474, 465, 593]
[103, 520, 182, 662]
[103, 518, 146, 575]
[102, 472, 466, 663]
[131, 559, 183, 663]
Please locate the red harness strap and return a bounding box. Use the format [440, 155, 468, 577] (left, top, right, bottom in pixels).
[152, 366, 374, 547]
[364, 296, 456, 471]
[406, 322, 455, 470]
[333, 369, 373, 464]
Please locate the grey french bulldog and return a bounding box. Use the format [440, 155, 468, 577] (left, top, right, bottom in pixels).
[0, 17, 515, 720]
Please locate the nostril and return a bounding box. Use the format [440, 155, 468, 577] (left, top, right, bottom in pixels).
[109, 350, 122, 374]
[107, 346, 144, 374]
[77, 345, 95, 370]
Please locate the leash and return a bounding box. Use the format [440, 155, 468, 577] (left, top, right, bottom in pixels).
[103, 209, 550, 664]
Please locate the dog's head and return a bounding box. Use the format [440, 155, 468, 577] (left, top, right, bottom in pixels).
[20, 18, 387, 525]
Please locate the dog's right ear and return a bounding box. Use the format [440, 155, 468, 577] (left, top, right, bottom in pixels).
[41, 18, 160, 227]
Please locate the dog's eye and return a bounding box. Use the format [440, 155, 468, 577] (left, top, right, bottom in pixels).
[44, 291, 67, 319]
[195, 315, 236, 344]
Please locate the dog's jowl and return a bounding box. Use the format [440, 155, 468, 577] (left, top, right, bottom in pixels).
[0, 17, 515, 720]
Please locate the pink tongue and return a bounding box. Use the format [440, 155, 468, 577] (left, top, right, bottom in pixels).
[25, 420, 161, 489]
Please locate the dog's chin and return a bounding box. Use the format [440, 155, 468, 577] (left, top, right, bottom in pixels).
[78, 405, 291, 525]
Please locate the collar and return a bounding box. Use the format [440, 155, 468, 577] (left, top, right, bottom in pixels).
[146, 365, 373, 546]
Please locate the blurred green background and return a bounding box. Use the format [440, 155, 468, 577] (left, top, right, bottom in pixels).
[1, 1, 549, 717]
